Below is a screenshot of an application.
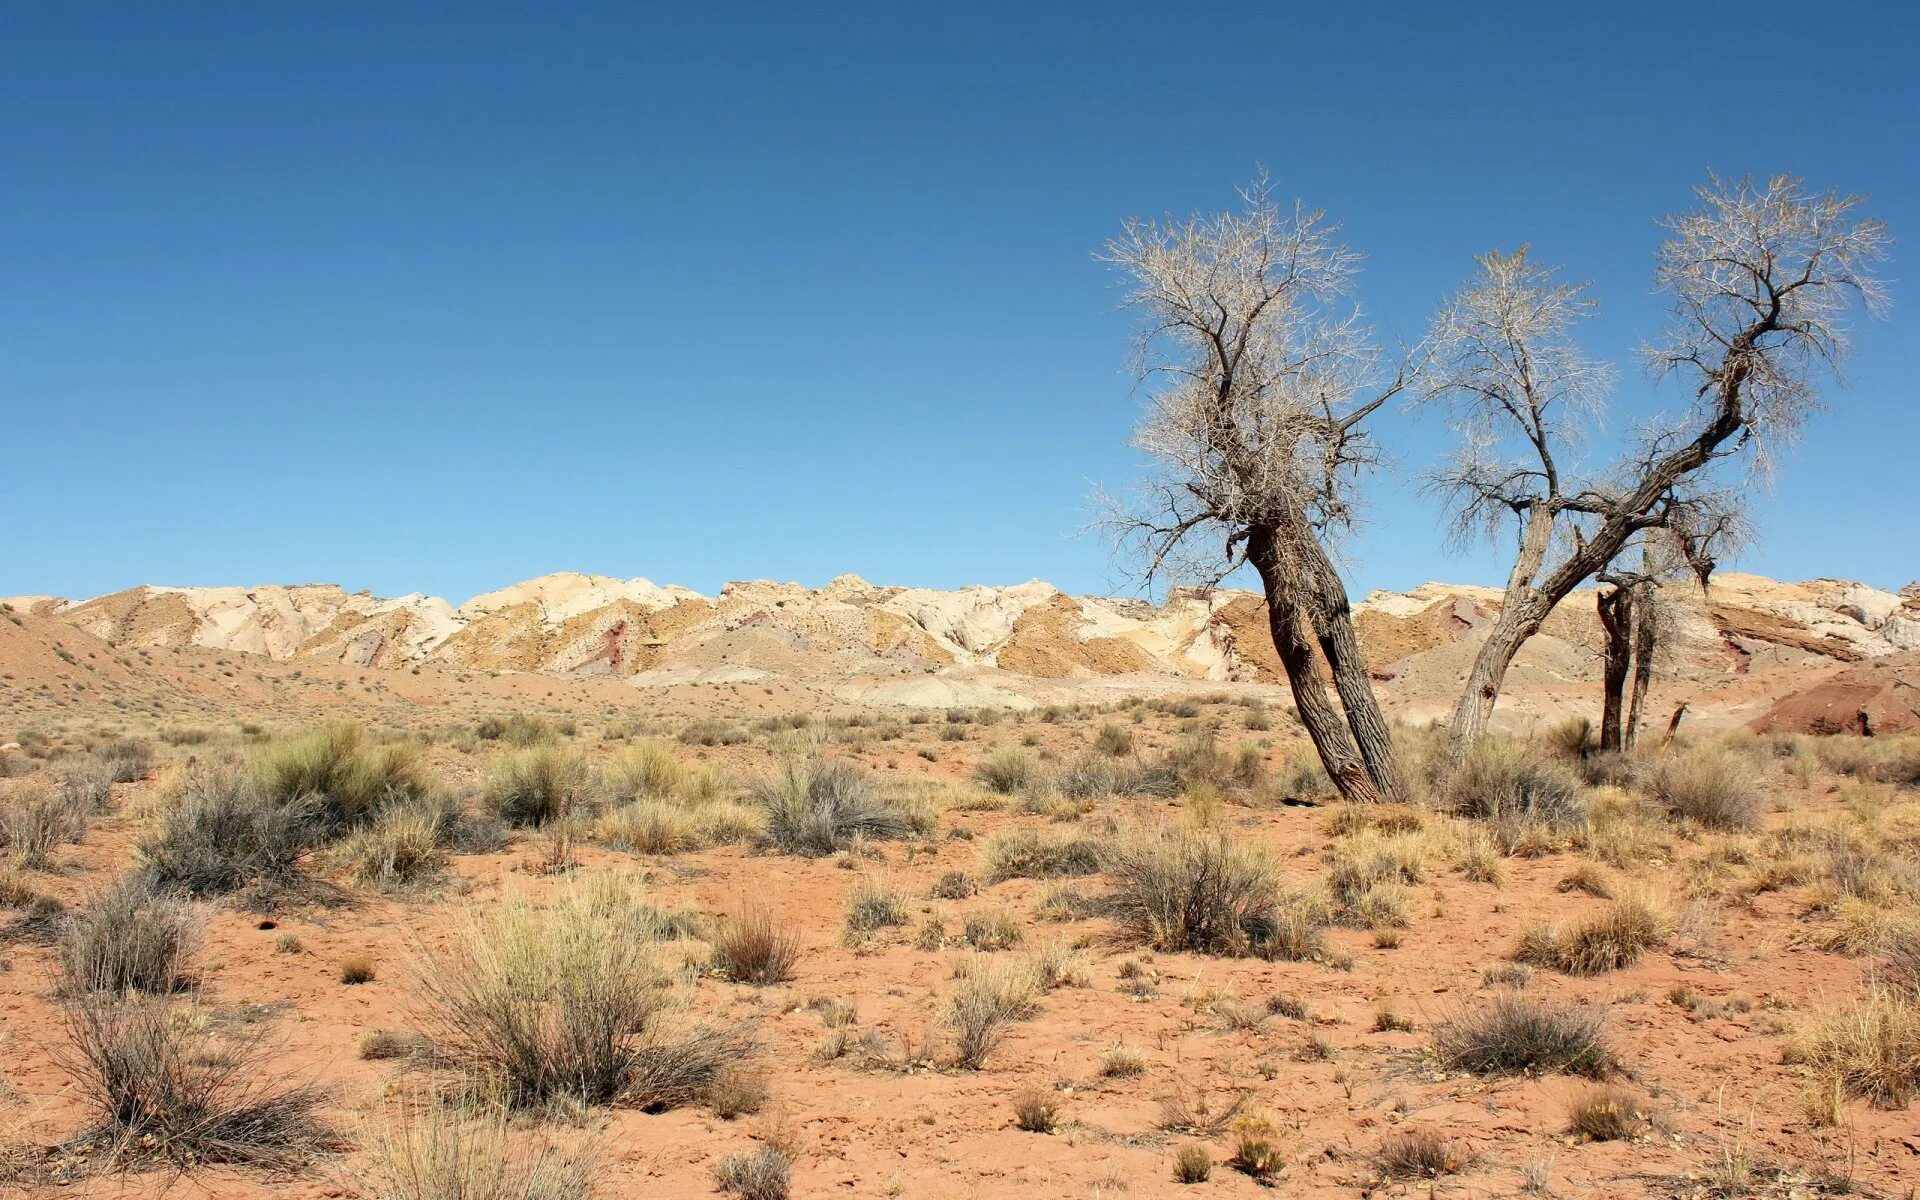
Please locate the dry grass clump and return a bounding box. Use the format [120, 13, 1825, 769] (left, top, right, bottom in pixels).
[1564, 1083, 1659, 1141]
[1225, 1111, 1287, 1180]
[1327, 829, 1432, 928]
[1103, 826, 1297, 957]
[980, 827, 1104, 883]
[1514, 891, 1670, 975]
[973, 746, 1041, 794]
[60, 877, 199, 993]
[754, 758, 923, 856]
[1011, 1085, 1059, 1132]
[1171, 1142, 1212, 1183]
[713, 1144, 792, 1200]
[1100, 1043, 1147, 1077]
[139, 760, 317, 896]
[340, 954, 377, 984]
[338, 801, 449, 888]
[1375, 1128, 1471, 1180]
[946, 955, 1041, 1068]
[1432, 993, 1615, 1077]
[480, 747, 592, 828]
[406, 879, 755, 1109]
[363, 1097, 596, 1200]
[1445, 737, 1589, 849]
[256, 722, 430, 834]
[841, 875, 907, 944]
[714, 907, 801, 985]
[1, 779, 89, 869]
[57, 994, 334, 1171]
[1786, 990, 1920, 1107]
[1648, 747, 1764, 830]
[604, 739, 686, 800]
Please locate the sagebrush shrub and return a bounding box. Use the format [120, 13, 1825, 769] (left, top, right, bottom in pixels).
[365, 1098, 596, 1200]
[1432, 993, 1615, 1077]
[481, 747, 592, 828]
[1648, 747, 1763, 830]
[61, 876, 199, 993]
[754, 758, 920, 856]
[59, 994, 333, 1169]
[407, 880, 754, 1109]
[714, 906, 801, 985]
[980, 828, 1104, 883]
[1102, 827, 1287, 957]
[140, 761, 317, 896]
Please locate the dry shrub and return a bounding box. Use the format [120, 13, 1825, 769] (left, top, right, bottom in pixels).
[339, 801, 448, 888]
[340, 954, 377, 984]
[1564, 1083, 1659, 1141]
[840, 875, 907, 943]
[1786, 990, 1920, 1107]
[1102, 826, 1287, 957]
[364, 1096, 596, 1200]
[604, 739, 686, 801]
[1011, 1085, 1059, 1132]
[593, 800, 707, 854]
[1515, 891, 1669, 975]
[946, 955, 1040, 1068]
[1, 780, 88, 869]
[962, 908, 1024, 951]
[480, 747, 592, 828]
[1446, 737, 1589, 848]
[1648, 747, 1764, 830]
[61, 877, 199, 993]
[1225, 1111, 1286, 1180]
[714, 907, 801, 985]
[1375, 1128, 1470, 1180]
[973, 746, 1040, 794]
[140, 760, 317, 896]
[257, 722, 430, 834]
[406, 880, 754, 1109]
[753, 758, 920, 856]
[713, 1144, 792, 1200]
[1432, 993, 1615, 1077]
[1171, 1142, 1211, 1183]
[58, 994, 333, 1170]
[980, 828, 1104, 883]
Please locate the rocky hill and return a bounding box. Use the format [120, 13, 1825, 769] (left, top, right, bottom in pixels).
[7, 571, 1919, 728]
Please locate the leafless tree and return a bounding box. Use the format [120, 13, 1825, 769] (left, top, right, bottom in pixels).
[1595, 497, 1748, 751]
[1421, 175, 1889, 758]
[1100, 177, 1413, 803]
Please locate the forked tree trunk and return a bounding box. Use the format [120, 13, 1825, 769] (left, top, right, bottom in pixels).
[1247, 524, 1386, 805]
[1597, 585, 1634, 753]
[1285, 523, 1402, 802]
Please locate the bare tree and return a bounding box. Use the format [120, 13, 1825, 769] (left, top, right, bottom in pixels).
[1101, 178, 1412, 803]
[1595, 498, 1746, 751]
[1421, 175, 1889, 758]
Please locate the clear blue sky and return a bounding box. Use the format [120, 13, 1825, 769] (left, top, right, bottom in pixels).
[6, 2, 1916, 604]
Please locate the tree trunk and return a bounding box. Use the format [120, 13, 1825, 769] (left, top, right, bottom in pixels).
[1624, 583, 1656, 750]
[1448, 596, 1546, 756]
[1247, 524, 1384, 804]
[1597, 585, 1633, 753]
[1282, 519, 1403, 802]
